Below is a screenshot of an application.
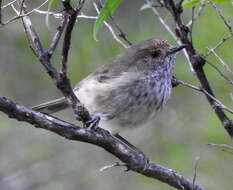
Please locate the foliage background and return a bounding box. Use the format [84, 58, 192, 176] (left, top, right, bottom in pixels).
[0, 0, 233, 189]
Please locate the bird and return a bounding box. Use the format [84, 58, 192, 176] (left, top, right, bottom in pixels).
[32, 38, 186, 133]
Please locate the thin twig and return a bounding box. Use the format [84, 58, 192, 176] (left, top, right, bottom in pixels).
[60, 0, 85, 75]
[15, 1, 44, 56]
[35, 9, 97, 20]
[221, 149, 233, 155]
[205, 3, 233, 56]
[204, 2, 233, 61]
[58, 0, 92, 122]
[186, 2, 206, 27]
[144, 0, 178, 41]
[76, 13, 97, 20]
[207, 143, 233, 150]
[11, 4, 37, 56]
[174, 78, 233, 115]
[1, 0, 49, 26]
[211, 2, 232, 34]
[109, 16, 132, 46]
[205, 35, 233, 57]
[205, 59, 233, 86]
[47, 16, 67, 57]
[207, 48, 233, 77]
[189, 7, 195, 45]
[192, 157, 200, 190]
[97, 0, 132, 46]
[2, 0, 17, 8]
[207, 143, 233, 155]
[93, 2, 129, 48]
[34, 7, 130, 48]
[60, 10, 75, 75]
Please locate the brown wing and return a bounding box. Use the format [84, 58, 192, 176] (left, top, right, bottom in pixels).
[74, 46, 150, 90]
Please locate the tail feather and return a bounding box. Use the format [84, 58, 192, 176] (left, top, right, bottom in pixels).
[32, 97, 69, 114]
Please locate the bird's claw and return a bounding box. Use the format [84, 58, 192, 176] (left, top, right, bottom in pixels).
[85, 115, 100, 130]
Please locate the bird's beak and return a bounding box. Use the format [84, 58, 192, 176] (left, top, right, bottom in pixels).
[167, 44, 188, 55]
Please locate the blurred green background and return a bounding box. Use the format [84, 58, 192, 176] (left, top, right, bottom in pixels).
[0, 0, 233, 190]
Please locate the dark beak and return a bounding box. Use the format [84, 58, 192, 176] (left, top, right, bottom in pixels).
[167, 44, 188, 55]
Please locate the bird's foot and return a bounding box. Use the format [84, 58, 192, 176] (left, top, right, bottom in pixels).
[85, 115, 100, 130]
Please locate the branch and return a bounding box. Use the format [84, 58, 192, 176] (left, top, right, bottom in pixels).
[57, 0, 92, 122]
[47, 17, 67, 57]
[0, 96, 204, 190]
[16, 0, 91, 123]
[163, 0, 233, 138]
[172, 78, 233, 115]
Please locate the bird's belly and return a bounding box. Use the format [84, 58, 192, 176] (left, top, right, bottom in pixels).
[114, 80, 171, 128]
[75, 78, 171, 131]
[116, 100, 159, 127]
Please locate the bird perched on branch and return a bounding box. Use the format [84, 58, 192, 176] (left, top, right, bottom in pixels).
[33, 38, 186, 133]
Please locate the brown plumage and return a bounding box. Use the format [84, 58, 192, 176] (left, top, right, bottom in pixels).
[32, 38, 186, 132]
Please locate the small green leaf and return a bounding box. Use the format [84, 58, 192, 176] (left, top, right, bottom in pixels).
[182, 0, 200, 8]
[93, 0, 121, 41]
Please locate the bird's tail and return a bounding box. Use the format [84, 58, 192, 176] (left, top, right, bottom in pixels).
[32, 97, 69, 114]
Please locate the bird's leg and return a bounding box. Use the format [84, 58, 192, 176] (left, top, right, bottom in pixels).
[85, 115, 101, 130]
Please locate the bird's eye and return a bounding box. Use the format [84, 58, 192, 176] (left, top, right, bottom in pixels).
[151, 50, 161, 58]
